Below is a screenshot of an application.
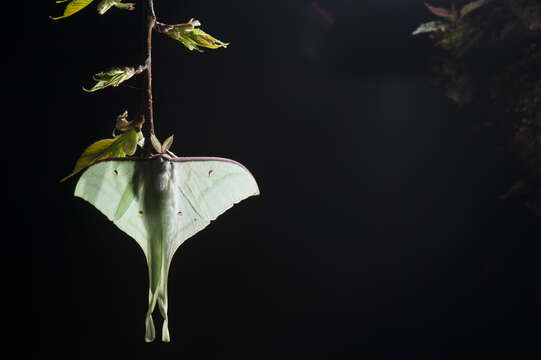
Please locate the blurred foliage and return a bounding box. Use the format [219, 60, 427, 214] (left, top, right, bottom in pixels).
[413, 1, 491, 53]
[414, 0, 541, 217]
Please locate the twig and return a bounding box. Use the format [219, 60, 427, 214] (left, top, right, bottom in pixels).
[142, 0, 157, 154]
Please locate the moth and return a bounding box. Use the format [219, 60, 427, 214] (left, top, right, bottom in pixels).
[75, 153, 259, 342]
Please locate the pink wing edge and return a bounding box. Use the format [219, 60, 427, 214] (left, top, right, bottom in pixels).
[79, 154, 255, 178]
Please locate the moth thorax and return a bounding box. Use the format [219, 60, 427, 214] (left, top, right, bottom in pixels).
[152, 157, 172, 192]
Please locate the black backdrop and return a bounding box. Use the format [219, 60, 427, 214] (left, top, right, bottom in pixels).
[18, 1, 541, 358]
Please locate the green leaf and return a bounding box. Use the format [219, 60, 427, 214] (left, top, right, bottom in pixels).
[83, 66, 141, 93]
[120, 127, 140, 156]
[97, 0, 135, 15]
[460, 0, 490, 18]
[51, 0, 95, 20]
[424, 2, 458, 22]
[159, 19, 229, 52]
[412, 21, 449, 35]
[61, 138, 122, 182]
[61, 114, 144, 182]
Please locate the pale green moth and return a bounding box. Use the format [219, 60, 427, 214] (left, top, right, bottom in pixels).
[74, 154, 259, 342]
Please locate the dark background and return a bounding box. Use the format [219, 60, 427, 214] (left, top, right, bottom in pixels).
[18, 0, 540, 358]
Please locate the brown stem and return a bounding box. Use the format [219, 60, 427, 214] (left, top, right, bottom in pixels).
[142, 0, 156, 154]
